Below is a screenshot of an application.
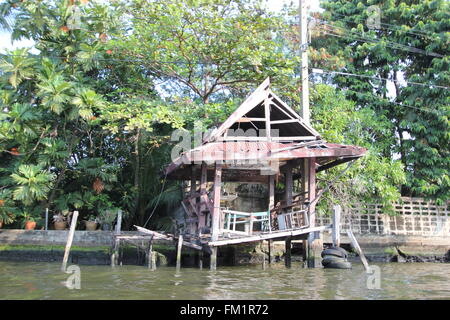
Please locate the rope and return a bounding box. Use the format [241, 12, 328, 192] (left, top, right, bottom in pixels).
[143, 171, 168, 228]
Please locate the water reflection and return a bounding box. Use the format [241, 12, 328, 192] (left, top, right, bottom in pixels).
[0, 261, 449, 300]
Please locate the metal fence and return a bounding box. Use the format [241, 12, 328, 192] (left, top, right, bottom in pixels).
[316, 197, 450, 237]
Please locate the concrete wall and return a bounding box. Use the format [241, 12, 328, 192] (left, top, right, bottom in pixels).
[0, 230, 123, 247]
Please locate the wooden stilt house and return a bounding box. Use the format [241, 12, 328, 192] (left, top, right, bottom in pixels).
[161, 78, 366, 269]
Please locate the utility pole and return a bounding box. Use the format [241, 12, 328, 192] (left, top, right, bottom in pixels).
[299, 0, 309, 124]
[299, 0, 321, 268]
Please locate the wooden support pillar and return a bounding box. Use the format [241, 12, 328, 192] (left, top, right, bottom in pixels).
[268, 239, 274, 264]
[285, 237, 292, 268]
[199, 250, 203, 270]
[307, 157, 322, 268]
[210, 162, 222, 271]
[285, 163, 293, 206]
[210, 247, 217, 271]
[332, 204, 341, 247]
[176, 234, 183, 270]
[199, 162, 208, 230]
[191, 166, 197, 196]
[111, 237, 119, 267]
[268, 175, 275, 233]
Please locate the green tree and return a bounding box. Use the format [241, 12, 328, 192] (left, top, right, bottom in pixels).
[316, 0, 449, 202]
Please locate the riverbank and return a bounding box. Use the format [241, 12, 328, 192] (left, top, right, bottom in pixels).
[0, 230, 448, 266]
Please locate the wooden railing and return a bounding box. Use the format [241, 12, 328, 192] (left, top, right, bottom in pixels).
[316, 197, 450, 237]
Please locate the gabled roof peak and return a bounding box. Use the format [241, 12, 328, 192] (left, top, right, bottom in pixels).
[203, 77, 321, 144]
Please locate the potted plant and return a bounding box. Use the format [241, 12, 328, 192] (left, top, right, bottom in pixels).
[21, 211, 37, 230]
[52, 211, 68, 230]
[84, 215, 98, 231]
[98, 208, 118, 231]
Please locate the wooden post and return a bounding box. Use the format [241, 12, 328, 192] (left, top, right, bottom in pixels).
[285, 237, 292, 268]
[332, 204, 341, 247]
[111, 238, 119, 267]
[115, 209, 122, 235]
[268, 239, 274, 264]
[210, 162, 222, 271]
[269, 175, 275, 232]
[45, 208, 49, 231]
[191, 166, 197, 196]
[151, 250, 157, 270]
[199, 250, 203, 270]
[307, 158, 322, 268]
[176, 234, 183, 270]
[62, 211, 78, 271]
[199, 162, 208, 230]
[210, 247, 217, 271]
[285, 163, 293, 206]
[347, 229, 370, 272]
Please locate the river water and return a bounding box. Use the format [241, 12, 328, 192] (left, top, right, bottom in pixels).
[0, 261, 449, 300]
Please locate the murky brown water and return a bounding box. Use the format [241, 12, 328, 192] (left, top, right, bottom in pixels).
[0, 261, 449, 300]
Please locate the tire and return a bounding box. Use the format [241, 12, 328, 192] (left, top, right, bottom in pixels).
[323, 259, 352, 269]
[322, 255, 344, 266]
[321, 248, 347, 259]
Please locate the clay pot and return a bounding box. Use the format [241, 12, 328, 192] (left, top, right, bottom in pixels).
[54, 221, 67, 230]
[85, 221, 98, 231]
[0, 221, 3, 229]
[24, 221, 36, 230]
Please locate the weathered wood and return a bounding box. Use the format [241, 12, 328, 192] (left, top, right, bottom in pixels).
[134, 225, 203, 250]
[176, 234, 183, 270]
[268, 239, 274, 264]
[61, 211, 79, 272]
[285, 163, 293, 206]
[285, 237, 292, 268]
[199, 250, 203, 270]
[332, 204, 341, 247]
[111, 238, 119, 267]
[264, 93, 271, 140]
[211, 163, 222, 241]
[205, 77, 270, 143]
[210, 247, 217, 270]
[307, 231, 323, 268]
[347, 229, 370, 272]
[209, 225, 330, 246]
[190, 166, 197, 196]
[45, 208, 49, 231]
[237, 117, 266, 122]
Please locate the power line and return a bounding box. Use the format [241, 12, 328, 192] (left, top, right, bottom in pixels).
[311, 68, 450, 90]
[310, 70, 448, 116]
[315, 21, 446, 58]
[321, 9, 443, 38]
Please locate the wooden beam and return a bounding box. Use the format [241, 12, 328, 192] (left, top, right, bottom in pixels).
[208, 225, 331, 246]
[271, 136, 317, 141]
[285, 163, 293, 206]
[347, 229, 370, 272]
[237, 117, 266, 122]
[62, 211, 78, 272]
[270, 119, 299, 125]
[134, 226, 203, 250]
[211, 162, 222, 241]
[264, 93, 271, 140]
